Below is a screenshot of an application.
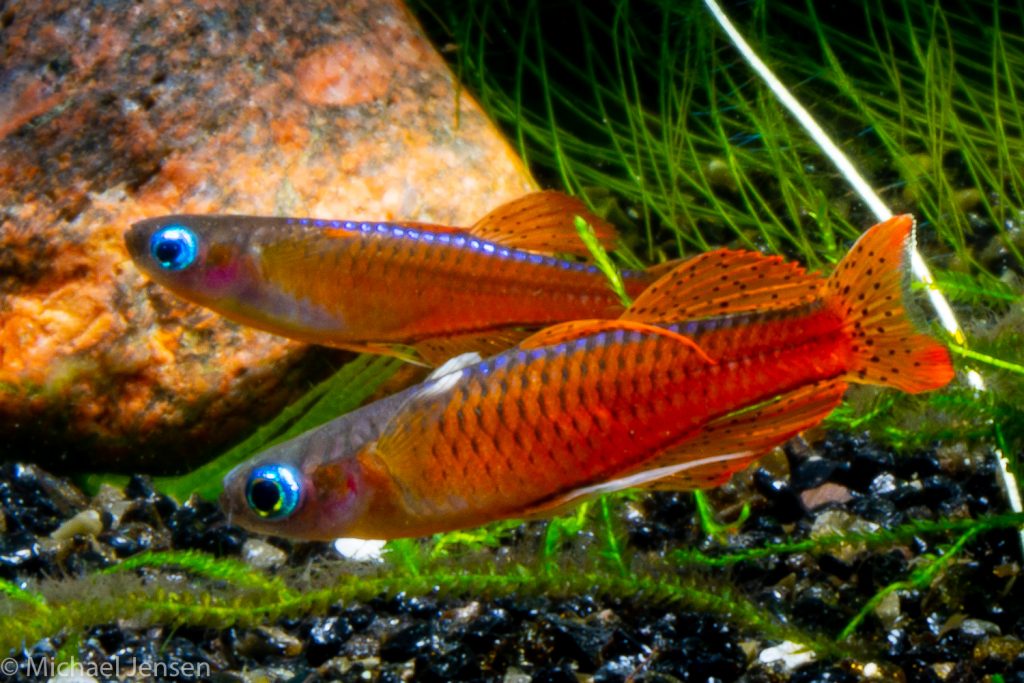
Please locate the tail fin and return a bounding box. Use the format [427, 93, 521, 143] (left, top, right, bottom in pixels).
[826, 215, 954, 394]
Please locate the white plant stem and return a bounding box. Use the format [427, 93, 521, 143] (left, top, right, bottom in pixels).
[703, 0, 1021, 547]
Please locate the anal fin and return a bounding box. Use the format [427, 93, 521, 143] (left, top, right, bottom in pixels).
[516, 379, 848, 520]
[642, 378, 849, 490]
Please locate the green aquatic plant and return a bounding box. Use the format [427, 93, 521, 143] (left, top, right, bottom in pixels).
[4, 510, 1023, 660]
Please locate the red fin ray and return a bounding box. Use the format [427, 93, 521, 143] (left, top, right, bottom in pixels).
[826, 215, 954, 394]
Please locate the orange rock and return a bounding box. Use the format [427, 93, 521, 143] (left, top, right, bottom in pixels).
[0, 0, 534, 472]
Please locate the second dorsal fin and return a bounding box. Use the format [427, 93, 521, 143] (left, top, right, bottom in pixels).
[468, 191, 618, 256]
[623, 249, 824, 323]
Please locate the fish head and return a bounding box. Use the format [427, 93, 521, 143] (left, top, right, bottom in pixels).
[219, 424, 372, 541]
[126, 215, 264, 308]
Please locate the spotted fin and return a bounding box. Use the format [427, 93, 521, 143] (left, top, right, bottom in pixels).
[623, 249, 823, 323]
[518, 319, 715, 364]
[824, 214, 954, 394]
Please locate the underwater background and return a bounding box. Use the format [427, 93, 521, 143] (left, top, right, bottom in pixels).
[2, 0, 1024, 680]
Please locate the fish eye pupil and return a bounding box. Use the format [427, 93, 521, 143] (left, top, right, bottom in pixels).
[249, 478, 281, 513]
[153, 240, 182, 264]
[150, 225, 198, 271]
[245, 464, 301, 520]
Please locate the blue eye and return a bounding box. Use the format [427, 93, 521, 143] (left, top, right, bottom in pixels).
[246, 464, 302, 520]
[149, 225, 198, 271]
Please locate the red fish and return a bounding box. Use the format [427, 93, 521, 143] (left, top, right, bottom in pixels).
[126, 192, 660, 364]
[220, 215, 954, 539]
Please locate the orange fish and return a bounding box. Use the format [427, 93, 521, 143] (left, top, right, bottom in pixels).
[126, 192, 660, 364]
[220, 215, 954, 539]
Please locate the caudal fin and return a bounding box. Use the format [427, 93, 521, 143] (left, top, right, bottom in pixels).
[826, 215, 954, 394]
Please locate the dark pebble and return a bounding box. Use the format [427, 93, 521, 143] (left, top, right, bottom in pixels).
[305, 616, 353, 666]
[753, 467, 804, 523]
[0, 531, 46, 579]
[531, 662, 578, 683]
[839, 443, 896, 491]
[379, 622, 434, 662]
[530, 615, 613, 672]
[627, 492, 698, 550]
[0, 464, 69, 535]
[167, 498, 246, 556]
[789, 663, 859, 683]
[414, 643, 481, 682]
[790, 456, 841, 490]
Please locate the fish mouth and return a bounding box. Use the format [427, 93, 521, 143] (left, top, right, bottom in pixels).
[124, 221, 152, 262]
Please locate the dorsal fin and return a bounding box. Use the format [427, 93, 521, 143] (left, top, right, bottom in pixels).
[341, 192, 616, 257]
[623, 249, 824, 323]
[468, 191, 618, 256]
[518, 319, 715, 364]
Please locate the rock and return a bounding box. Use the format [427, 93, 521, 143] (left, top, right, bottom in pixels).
[241, 538, 287, 570]
[0, 0, 535, 471]
[379, 622, 434, 663]
[50, 509, 103, 540]
[799, 482, 853, 511]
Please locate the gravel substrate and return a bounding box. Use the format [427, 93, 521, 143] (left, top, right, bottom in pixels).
[1, 430, 1022, 682]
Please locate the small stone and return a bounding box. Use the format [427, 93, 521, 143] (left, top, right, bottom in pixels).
[332, 538, 385, 562]
[799, 482, 852, 511]
[973, 635, 1024, 665]
[959, 618, 1001, 638]
[306, 616, 354, 667]
[503, 668, 531, 683]
[809, 509, 879, 562]
[758, 640, 816, 671]
[379, 622, 433, 663]
[241, 539, 287, 570]
[790, 455, 839, 490]
[869, 472, 899, 496]
[872, 591, 901, 628]
[232, 626, 303, 659]
[50, 509, 103, 540]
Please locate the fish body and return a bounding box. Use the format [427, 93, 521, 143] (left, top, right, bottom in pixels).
[126, 192, 655, 364]
[220, 215, 954, 539]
